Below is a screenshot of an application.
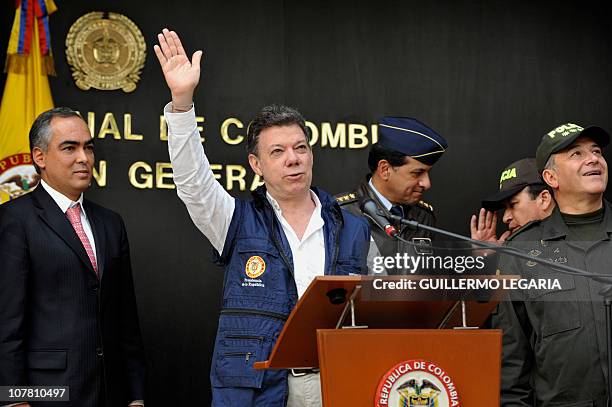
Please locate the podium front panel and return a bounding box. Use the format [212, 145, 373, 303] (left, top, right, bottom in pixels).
[317, 329, 501, 406]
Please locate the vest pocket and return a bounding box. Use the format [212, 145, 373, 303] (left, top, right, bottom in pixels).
[228, 240, 286, 298]
[212, 333, 272, 389]
[335, 256, 364, 275]
[518, 273, 581, 338]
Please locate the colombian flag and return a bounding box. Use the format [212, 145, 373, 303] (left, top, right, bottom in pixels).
[0, 0, 56, 204]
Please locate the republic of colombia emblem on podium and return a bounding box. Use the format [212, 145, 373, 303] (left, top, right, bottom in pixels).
[375, 359, 460, 407]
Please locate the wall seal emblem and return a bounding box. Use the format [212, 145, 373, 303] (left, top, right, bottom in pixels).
[66, 12, 146, 93]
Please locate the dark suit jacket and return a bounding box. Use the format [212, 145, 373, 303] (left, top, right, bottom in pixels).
[0, 186, 146, 406]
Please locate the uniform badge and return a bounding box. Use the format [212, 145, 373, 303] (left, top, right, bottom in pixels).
[529, 249, 541, 257]
[526, 260, 537, 267]
[540, 240, 548, 247]
[245, 255, 266, 278]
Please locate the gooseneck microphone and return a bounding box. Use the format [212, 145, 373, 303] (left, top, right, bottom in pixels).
[361, 199, 398, 238]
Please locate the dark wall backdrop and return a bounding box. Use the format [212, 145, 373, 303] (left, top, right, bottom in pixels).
[2, 1, 612, 404]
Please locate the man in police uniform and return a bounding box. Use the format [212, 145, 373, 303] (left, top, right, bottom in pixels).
[470, 158, 555, 244]
[337, 117, 447, 275]
[495, 123, 611, 406]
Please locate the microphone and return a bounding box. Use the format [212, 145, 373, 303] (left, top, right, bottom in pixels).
[361, 199, 398, 238]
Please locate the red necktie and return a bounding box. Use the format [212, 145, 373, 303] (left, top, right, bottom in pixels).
[66, 203, 99, 278]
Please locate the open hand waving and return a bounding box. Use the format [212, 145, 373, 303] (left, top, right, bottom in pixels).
[153, 28, 203, 109]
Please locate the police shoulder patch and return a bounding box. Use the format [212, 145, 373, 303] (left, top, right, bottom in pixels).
[417, 200, 434, 213]
[335, 192, 357, 205]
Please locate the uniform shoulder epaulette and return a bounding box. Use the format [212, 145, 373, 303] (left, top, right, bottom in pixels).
[505, 219, 541, 241]
[416, 200, 434, 213]
[335, 192, 357, 205]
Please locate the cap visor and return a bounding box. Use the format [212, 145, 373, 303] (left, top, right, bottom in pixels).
[582, 126, 610, 147]
[481, 185, 526, 211]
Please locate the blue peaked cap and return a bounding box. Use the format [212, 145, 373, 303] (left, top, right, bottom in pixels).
[377, 117, 448, 165]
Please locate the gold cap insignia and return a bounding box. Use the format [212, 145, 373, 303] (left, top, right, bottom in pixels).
[66, 12, 146, 93]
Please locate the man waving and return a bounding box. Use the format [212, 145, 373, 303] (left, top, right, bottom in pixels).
[154, 29, 369, 407]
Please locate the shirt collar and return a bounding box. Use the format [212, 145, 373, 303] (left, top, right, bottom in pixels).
[266, 189, 322, 218]
[368, 179, 393, 211]
[40, 179, 85, 214]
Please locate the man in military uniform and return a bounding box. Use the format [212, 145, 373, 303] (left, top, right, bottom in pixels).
[337, 117, 447, 275]
[495, 123, 611, 406]
[470, 158, 555, 245]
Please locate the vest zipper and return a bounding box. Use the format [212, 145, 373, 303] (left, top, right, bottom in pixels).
[267, 209, 299, 301]
[222, 351, 253, 363]
[225, 334, 264, 341]
[220, 308, 288, 321]
[271, 223, 295, 275]
[262, 199, 295, 276]
[330, 220, 341, 275]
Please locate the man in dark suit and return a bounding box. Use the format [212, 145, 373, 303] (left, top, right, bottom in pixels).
[0, 107, 146, 406]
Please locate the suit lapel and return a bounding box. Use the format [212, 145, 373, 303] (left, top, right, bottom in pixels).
[32, 186, 97, 277]
[85, 200, 106, 279]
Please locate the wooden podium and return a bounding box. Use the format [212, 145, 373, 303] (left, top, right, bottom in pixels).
[254, 276, 502, 406]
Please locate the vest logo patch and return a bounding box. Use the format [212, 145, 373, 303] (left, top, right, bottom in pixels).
[375, 359, 460, 406]
[245, 255, 266, 278]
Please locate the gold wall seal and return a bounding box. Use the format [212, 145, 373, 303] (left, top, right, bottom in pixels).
[66, 12, 146, 93]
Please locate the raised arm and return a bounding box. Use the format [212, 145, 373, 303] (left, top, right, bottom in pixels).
[155, 29, 234, 254]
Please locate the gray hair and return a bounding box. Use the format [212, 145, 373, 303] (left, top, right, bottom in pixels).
[29, 107, 84, 173]
[245, 104, 310, 156]
[544, 155, 556, 171]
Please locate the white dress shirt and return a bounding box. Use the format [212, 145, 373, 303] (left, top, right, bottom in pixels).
[40, 179, 97, 263]
[266, 191, 325, 298]
[164, 103, 326, 297]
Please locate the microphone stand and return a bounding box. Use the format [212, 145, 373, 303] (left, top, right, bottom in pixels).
[385, 212, 612, 406]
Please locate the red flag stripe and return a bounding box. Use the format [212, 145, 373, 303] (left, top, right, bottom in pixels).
[22, 0, 34, 55]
